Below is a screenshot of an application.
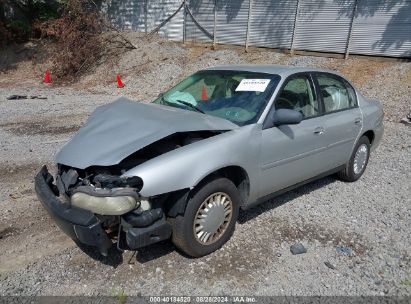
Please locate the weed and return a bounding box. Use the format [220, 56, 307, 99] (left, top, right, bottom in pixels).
[112, 287, 128, 304]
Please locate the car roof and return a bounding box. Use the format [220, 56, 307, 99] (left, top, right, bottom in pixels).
[205, 64, 341, 78]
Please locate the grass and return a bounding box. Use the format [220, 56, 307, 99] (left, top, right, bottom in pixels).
[112, 287, 128, 304]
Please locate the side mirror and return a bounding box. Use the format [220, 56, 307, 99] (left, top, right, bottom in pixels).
[271, 109, 303, 126]
[273, 109, 303, 126]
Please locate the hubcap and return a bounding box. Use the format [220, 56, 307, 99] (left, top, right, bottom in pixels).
[193, 192, 233, 245]
[353, 144, 368, 175]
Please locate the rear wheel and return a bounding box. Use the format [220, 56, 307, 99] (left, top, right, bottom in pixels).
[170, 177, 240, 257]
[337, 136, 370, 182]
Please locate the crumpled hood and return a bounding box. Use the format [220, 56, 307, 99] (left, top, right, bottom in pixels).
[56, 98, 238, 169]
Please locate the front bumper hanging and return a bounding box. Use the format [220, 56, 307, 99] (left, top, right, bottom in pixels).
[35, 166, 172, 256]
[35, 166, 113, 255]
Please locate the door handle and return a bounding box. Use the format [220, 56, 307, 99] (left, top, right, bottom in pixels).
[313, 127, 324, 135]
[354, 118, 362, 125]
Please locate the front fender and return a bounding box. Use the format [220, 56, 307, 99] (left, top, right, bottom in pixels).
[122, 124, 262, 201]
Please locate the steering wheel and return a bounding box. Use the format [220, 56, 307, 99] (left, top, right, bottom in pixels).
[275, 91, 301, 110]
[275, 97, 295, 110]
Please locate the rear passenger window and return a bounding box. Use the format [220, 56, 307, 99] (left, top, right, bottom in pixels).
[316, 74, 357, 112]
[344, 80, 358, 107]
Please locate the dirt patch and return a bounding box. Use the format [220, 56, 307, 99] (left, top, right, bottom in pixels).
[186, 44, 214, 61]
[0, 162, 41, 184]
[0, 113, 86, 136]
[0, 226, 19, 241]
[19, 188, 34, 196]
[327, 58, 394, 88]
[0, 120, 80, 136]
[0, 41, 51, 88]
[0, 232, 75, 275]
[401, 67, 411, 87]
[268, 218, 368, 256]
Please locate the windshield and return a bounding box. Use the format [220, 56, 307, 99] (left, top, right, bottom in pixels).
[152, 70, 281, 126]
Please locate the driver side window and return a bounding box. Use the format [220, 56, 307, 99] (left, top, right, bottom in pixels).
[275, 76, 319, 119]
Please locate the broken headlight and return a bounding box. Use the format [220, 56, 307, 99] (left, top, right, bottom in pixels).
[71, 186, 140, 215]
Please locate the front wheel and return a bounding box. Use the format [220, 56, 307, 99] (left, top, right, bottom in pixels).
[337, 136, 371, 182]
[170, 177, 240, 257]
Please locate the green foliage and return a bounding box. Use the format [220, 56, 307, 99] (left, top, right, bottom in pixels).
[34, 1, 61, 20]
[112, 287, 128, 304]
[4, 20, 31, 43]
[0, 22, 13, 46]
[0, 0, 68, 44]
[15, 0, 62, 21]
[35, 0, 105, 80]
[9, 20, 31, 32]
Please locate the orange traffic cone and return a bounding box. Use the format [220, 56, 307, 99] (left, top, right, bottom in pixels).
[201, 85, 208, 101]
[116, 74, 125, 88]
[43, 70, 51, 83]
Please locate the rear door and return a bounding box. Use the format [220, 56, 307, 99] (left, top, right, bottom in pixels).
[312, 73, 362, 170]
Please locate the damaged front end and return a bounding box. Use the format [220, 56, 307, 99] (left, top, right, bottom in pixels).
[34, 98, 238, 256]
[35, 165, 172, 256]
[58, 168, 142, 216]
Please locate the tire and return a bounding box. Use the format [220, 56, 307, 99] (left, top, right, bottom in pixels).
[337, 136, 371, 182]
[170, 177, 240, 257]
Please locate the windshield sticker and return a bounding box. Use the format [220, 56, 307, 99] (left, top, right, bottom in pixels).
[235, 79, 270, 92]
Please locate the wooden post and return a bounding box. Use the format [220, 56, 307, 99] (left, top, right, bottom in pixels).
[345, 0, 358, 59]
[245, 0, 253, 52]
[290, 0, 300, 55]
[213, 0, 217, 48]
[183, 0, 186, 43]
[144, 0, 148, 34]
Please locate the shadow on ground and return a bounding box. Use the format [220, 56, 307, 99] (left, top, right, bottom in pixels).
[76, 241, 124, 268]
[238, 176, 336, 223]
[0, 42, 46, 72]
[74, 176, 344, 266]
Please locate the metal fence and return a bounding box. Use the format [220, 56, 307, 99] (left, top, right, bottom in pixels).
[103, 0, 411, 58]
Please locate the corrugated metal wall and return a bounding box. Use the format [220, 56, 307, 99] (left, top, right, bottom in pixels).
[102, 0, 183, 41]
[103, 0, 146, 31]
[248, 0, 298, 49]
[103, 0, 411, 58]
[350, 0, 411, 58]
[215, 0, 250, 46]
[185, 0, 215, 43]
[293, 0, 356, 53]
[148, 0, 184, 41]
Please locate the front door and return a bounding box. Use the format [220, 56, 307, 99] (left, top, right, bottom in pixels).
[259, 74, 328, 197]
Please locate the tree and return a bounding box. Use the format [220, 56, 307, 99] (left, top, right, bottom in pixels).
[5, 0, 63, 22]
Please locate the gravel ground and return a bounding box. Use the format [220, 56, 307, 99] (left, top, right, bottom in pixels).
[0, 37, 410, 296]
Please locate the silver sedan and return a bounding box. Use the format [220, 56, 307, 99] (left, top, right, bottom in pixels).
[35, 65, 384, 257]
